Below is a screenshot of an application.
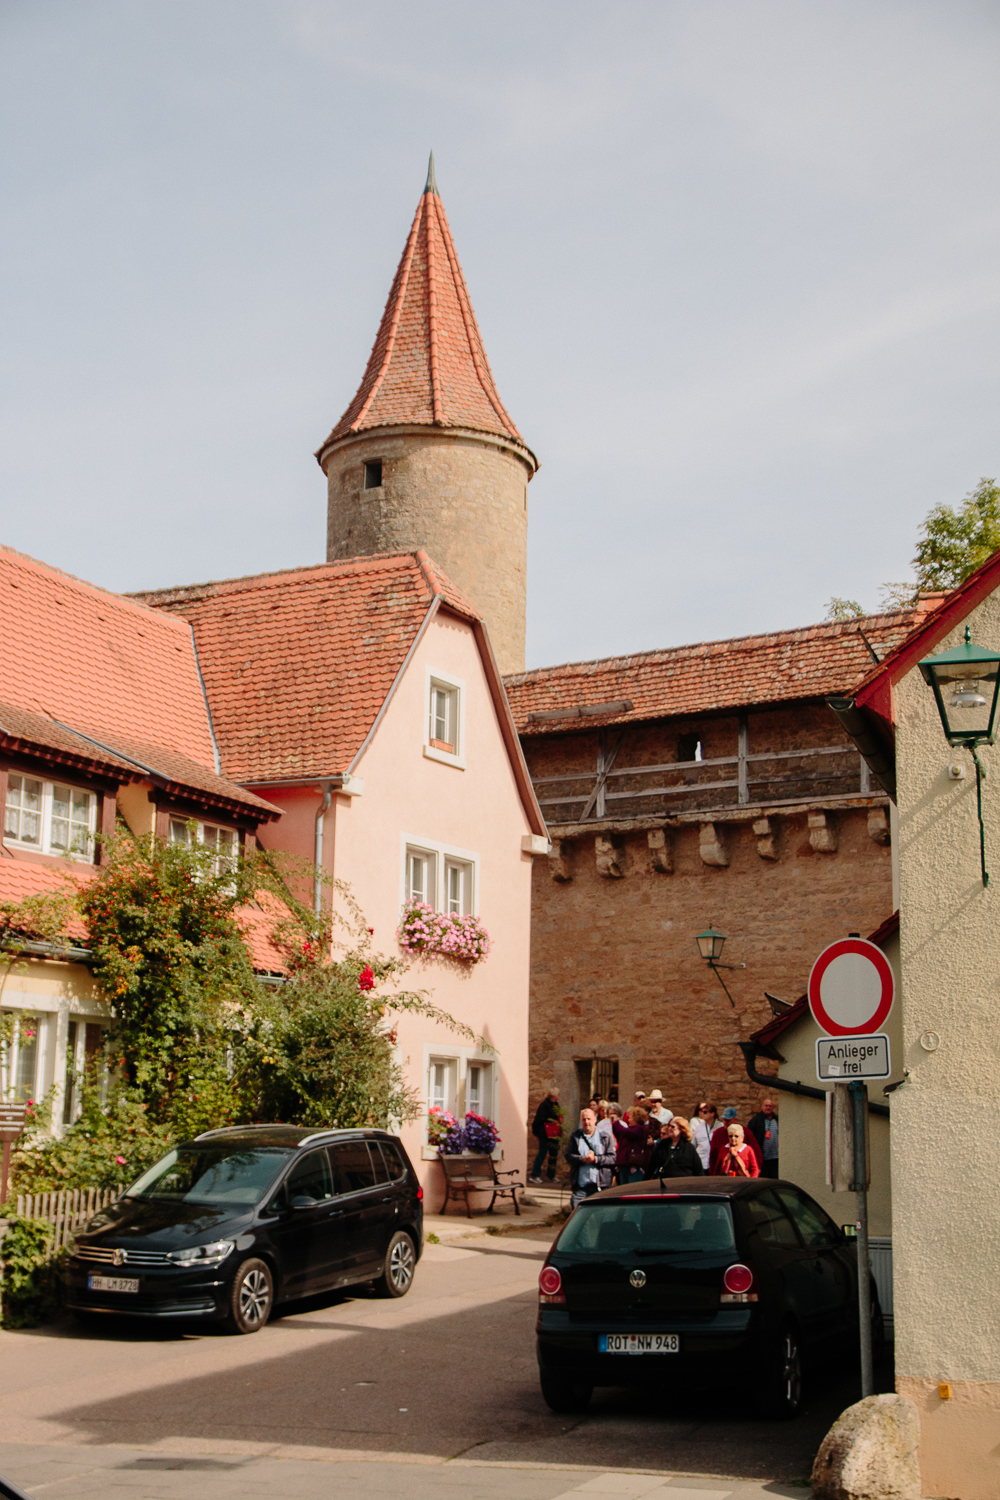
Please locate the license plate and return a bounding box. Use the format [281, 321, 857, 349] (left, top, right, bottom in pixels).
[599, 1333, 679, 1354]
[87, 1275, 139, 1294]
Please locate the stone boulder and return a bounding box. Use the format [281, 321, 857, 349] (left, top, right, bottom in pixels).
[811, 1393, 921, 1500]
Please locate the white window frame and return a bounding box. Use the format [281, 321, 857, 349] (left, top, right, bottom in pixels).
[400, 833, 479, 916]
[3, 775, 98, 862]
[169, 817, 239, 878]
[423, 666, 466, 770]
[0, 1011, 50, 1104]
[421, 1042, 499, 1159]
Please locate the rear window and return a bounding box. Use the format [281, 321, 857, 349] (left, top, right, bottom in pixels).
[557, 1198, 736, 1255]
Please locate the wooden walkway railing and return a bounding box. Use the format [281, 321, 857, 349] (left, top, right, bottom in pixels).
[12, 1186, 121, 1251]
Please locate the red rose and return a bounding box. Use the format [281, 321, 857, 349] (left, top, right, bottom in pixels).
[358, 965, 374, 991]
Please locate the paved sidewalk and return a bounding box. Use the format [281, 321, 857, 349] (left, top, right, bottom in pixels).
[0, 1442, 810, 1500]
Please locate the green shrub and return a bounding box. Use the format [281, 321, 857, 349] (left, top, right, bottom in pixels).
[11, 1076, 173, 1194]
[0, 1216, 60, 1328]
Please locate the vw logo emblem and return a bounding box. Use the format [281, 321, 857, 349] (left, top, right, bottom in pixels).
[112, 1248, 126, 1267]
[629, 1268, 646, 1289]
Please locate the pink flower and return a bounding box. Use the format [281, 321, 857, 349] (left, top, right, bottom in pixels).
[115, 1155, 126, 1165]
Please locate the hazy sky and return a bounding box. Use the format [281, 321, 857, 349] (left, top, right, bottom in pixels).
[2, 2, 999, 669]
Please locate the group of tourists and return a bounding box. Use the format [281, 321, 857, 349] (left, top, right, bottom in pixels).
[531, 1086, 780, 1208]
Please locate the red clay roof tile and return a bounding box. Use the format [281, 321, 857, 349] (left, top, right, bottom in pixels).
[132, 552, 481, 784]
[316, 178, 536, 469]
[505, 607, 939, 734]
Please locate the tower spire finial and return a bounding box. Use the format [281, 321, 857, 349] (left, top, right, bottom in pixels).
[424, 151, 438, 196]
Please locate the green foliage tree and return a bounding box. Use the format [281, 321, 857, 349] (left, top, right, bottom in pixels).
[913, 478, 1000, 592]
[825, 597, 865, 621]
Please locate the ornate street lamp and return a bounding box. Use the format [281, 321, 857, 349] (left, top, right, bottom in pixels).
[919, 625, 1000, 887]
[694, 924, 742, 1007]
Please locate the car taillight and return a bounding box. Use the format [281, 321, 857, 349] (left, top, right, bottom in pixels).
[417, 1186, 423, 1201]
[721, 1263, 757, 1302]
[538, 1265, 565, 1304]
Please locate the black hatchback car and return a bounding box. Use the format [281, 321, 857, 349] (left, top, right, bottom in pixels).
[537, 1177, 880, 1419]
[63, 1125, 423, 1333]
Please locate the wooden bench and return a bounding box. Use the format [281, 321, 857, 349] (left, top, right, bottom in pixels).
[438, 1151, 524, 1217]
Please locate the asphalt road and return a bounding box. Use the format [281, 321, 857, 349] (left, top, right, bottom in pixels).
[0, 1236, 892, 1499]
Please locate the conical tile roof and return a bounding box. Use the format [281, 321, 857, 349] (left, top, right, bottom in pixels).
[317, 160, 536, 466]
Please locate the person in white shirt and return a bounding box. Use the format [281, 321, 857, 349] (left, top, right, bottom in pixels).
[691, 1099, 724, 1170]
[645, 1089, 674, 1129]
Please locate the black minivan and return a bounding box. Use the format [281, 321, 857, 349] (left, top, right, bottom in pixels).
[537, 1177, 880, 1419]
[63, 1125, 423, 1333]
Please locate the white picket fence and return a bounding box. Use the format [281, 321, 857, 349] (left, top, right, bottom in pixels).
[12, 1187, 120, 1251]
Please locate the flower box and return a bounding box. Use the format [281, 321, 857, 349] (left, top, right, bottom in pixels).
[397, 901, 490, 963]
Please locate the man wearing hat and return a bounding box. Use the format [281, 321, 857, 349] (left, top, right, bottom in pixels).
[646, 1090, 673, 1129]
[709, 1107, 763, 1172]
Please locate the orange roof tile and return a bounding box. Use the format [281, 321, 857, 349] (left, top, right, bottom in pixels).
[0, 545, 216, 769]
[0, 857, 91, 940]
[316, 163, 537, 469]
[132, 551, 481, 784]
[505, 606, 941, 735]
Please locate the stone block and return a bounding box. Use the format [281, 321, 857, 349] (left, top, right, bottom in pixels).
[647, 829, 672, 874]
[867, 808, 890, 847]
[752, 816, 778, 860]
[595, 836, 624, 878]
[809, 811, 838, 854]
[548, 839, 573, 882]
[811, 1392, 920, 1500]
[699, 822, 728, 867]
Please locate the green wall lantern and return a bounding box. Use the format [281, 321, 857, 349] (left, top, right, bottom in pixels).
[919, 625, 1000, 886]
[694, 924, 742, 1007]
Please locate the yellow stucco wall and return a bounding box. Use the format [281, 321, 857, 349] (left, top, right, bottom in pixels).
[893, 589, 1000, 1499]
[773, 926, 901, 1238]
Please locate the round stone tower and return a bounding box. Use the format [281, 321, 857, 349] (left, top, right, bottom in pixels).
[315, 157, 538, 675]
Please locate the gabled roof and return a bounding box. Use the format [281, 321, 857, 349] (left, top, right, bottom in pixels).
[0, 545, 277, 822]
[132, 550, 547, 834]
[505, 606, 937, 736]
[749, 911, 899, 1052]
[315, 164, 536, 470]
[853, 551, 1000, 746]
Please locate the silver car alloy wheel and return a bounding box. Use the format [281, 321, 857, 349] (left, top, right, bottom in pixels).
[782, 1331, 802, 1408]
[389, 1236, 415, 1292]
[239, 1268, 271, 1327]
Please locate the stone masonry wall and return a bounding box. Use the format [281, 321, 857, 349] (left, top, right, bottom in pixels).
[324, 428, 532, 675]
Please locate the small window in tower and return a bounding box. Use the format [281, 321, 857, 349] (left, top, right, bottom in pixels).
[677, 734, 702, 764]
[364, 460, 383, 490]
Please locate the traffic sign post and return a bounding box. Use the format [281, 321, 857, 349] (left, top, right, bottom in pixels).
[809, 937, 894, 1401]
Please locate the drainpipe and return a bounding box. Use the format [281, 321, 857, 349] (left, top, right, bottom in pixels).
[314, 782, 333, 916]
[738, 1042, 889, 1119]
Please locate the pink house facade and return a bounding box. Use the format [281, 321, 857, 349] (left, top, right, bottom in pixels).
[138, 551, 547, 1200]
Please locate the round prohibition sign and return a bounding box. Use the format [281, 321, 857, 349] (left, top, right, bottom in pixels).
[807, 938, 895, 1037]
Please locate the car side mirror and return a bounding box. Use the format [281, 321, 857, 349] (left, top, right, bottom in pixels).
[842, 1223, 858, 1239]
[291, 1194, 318, 1210]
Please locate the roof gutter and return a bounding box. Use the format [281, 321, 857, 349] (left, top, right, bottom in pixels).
[738, 1041, 889, 1118]
[827, 696, 897, 802]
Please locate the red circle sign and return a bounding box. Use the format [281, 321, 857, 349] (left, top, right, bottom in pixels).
[807, 938, 895, 1037]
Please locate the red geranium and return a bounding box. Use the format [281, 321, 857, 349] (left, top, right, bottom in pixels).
[358, 965, 374, 991]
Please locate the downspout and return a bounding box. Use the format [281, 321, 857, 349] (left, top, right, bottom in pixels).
[314, 782, 333, 916]
[738, 1042, 889, 1119]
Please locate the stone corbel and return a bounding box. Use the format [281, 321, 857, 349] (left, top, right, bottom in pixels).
[699, 822, 728, 868]
[548, 838, 573, 882]
[753, 816, 778, 861]
[595, 836, 624, 878]
[867, 808, 890, 847]
[647, 829, 673, 874]
[808, 811, 838, 854]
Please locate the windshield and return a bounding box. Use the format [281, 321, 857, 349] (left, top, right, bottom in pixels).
[127, 1145, 294, 1205]
[557, 1198, 736, 1255]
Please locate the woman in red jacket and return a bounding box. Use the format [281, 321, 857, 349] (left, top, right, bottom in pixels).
[711, 1122, 760, 1178]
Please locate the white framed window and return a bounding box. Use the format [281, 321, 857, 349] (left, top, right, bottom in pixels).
[466, 1060, 493, 1116]
[0, 1013, 47, 1103]
[4, 775, 97, 861]
[424, 667, 466, 769]
[428, 1056, 458, 1115]
[169, 818, 238, 877]
[401, 833, 479, 915]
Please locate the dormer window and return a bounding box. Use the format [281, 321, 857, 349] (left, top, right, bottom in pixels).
[424, 668, 466, 768]
[4, 774, 96, 860]
[364, 460, 383, 490]
[169, 817, 237, 877]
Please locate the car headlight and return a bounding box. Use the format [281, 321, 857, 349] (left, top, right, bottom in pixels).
[167, 1239, 235, 1268]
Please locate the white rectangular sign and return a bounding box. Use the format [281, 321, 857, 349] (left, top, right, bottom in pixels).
[816, 1033, 891, 1082]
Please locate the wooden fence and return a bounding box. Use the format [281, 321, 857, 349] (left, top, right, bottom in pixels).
[11, 1187, 120, 1251]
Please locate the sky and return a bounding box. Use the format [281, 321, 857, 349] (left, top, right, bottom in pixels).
[2, 1, 999, 670]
